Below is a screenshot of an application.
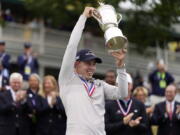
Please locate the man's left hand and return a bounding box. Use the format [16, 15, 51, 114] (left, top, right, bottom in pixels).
[110, 49, 127, 68]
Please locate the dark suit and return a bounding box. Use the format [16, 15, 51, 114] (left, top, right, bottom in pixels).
[0, 89, 31, 135]
[0, 52, 11, 70]
[17, 54, 39, 81]
[151, 101, 180, 135]
[26, 89, 39, 135]
[0, 72, 9, 90]
[105, 98, 147, 135]
[35, 96, 66, 135]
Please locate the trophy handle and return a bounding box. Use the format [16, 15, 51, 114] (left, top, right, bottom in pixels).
[117, 13, 122, 24]
[92, 9, 103, 25]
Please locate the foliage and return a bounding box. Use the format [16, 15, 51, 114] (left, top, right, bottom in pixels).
[22, 0, 180, 49]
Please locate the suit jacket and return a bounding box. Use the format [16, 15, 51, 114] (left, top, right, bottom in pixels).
[26, 89, 39, 135]
[151, 101, 180, 135]
[17, 54, 39, 81]
[105, 98, 147, 135]
[149, 70, 174, 96]
[0, 52, 11, 70]
[0, 89, 31, 135]
[35, 95, 66, 135]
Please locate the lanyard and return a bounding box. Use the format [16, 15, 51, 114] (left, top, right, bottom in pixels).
[79, 76, 95, 97]
[116, 99, 132, 116]
[157, 72, 166, 80]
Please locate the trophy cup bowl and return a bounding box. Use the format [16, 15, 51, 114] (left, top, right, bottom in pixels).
[92, 3, 128, 53]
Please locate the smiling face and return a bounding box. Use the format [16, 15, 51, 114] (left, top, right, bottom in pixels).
[29, 75, 39, 92]
[75, 60, 96, 80]
[165, 85, 176, 102]
[105, 71, 116, 85]
[135, 90, 147, 103]
[0, 45, 5, 52]
[10, 78, 22, 92]
[44, 79, 54, 94]
[43, 76, 58, 96]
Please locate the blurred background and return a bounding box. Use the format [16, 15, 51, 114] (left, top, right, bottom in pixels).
[0, 0, 180, 81]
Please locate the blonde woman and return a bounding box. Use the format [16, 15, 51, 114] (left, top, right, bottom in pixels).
[35, 75, 66, 135]
[133, 87, 154, 114]
[133, 86, 154, 135]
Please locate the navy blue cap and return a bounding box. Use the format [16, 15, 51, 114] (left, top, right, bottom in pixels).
[0, 40, 5, 45]
[76, 49, 102, 63]
[24, 42, 32, 48]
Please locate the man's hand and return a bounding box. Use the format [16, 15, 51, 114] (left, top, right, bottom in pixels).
[123, 113, 134, 125]
[110, 49, 127, 68]
[16, 90, 27, 102]
[129, 116, 142, 127]
[83, 7, 95, 18]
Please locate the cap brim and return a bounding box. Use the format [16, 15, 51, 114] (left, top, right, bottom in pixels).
[24, 46, 31, 48]
[82, 56, 102, 63]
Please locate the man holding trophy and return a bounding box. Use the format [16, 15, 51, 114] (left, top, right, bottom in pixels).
[59, 6, 128, 135]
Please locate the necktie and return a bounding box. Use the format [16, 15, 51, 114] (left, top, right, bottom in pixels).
[169, 103, 173, 120]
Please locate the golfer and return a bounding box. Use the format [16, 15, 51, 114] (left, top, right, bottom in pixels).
[59, 7, 128, 135]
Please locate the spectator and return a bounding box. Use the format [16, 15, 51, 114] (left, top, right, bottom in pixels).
[133, 87, 153, 112]
[0, 62, 9, 90]
[0, 40, 11, 71]
[133, 86, 154, 135]
[35, 75, 66, 135]
[149, 59, 174, 105]
[58, 7, 128, 135]
[26, 74, 41, 135]
[17, 42, 39, 87]
[105, 73, 147, 135]
[151, 84, 180, 135]
[0, 73, 31, 135]
[3, 9, 14, 22]
[0, 41, 11, 89]
[133, 70, 144, 89]
[104, 70, 116, 86]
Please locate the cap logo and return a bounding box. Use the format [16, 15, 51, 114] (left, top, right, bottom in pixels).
[85, 52, 95, 56]
[76, 56, 80, 60]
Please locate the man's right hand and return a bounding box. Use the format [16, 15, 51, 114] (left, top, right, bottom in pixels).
[16, 90, 27, 102]
[83, 7, 95, 18]
[129, 116, 142, 127]
[123, 113, 134, 125]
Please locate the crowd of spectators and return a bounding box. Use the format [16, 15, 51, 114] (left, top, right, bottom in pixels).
[0, 39, 179, 135]
[104, 65, 180, 135]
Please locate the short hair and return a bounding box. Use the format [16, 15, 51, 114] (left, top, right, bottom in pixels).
[10, 73, 23, 83]
[105, 70, 116, 76]
[133, 86, 148, 97]
[156, 59, 165, 65]
[29, 73, 41, 82]
[166, 84, 176, 92]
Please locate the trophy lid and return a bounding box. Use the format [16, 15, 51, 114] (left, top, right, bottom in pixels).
[98, 1, 105, 6]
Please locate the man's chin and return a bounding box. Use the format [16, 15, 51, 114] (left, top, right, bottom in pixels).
[86, 76, 93, 80]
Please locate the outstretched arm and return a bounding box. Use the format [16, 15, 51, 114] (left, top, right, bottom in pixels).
[104, 49, 128, 99]
[58, 7, 94, 85]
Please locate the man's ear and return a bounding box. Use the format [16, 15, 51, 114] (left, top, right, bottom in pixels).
[74, 61, 80, 68]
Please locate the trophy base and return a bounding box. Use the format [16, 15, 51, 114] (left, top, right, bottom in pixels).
[106, 36, 127, 53]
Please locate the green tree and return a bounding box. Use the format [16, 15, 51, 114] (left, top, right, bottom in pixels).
[22, 0, 180, 49]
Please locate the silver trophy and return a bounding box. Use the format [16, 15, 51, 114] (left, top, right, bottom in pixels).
[92, 2, 128, 53]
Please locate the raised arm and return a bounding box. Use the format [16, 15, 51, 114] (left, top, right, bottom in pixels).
[58, 7, 94, 85]
[103, 68, 128, 100]
[104, 49, 128, 100]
